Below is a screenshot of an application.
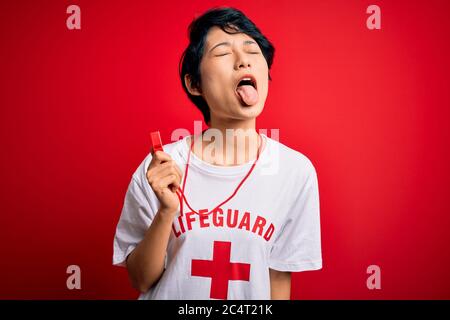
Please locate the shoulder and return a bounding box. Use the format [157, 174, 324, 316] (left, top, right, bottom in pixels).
[265, 135, 318, 181]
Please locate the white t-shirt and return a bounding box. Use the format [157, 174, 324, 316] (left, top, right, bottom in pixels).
[113, 133, 322, 300]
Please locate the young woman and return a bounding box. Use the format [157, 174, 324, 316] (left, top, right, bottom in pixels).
[113, 7, 322, 300]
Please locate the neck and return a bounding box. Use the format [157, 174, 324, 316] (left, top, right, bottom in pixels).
[193, 118, 262, 166]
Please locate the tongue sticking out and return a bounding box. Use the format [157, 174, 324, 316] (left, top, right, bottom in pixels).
[236, 85, 259, 106]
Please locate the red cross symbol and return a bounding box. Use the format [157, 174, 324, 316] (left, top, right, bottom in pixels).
[191, 241, 251, 300]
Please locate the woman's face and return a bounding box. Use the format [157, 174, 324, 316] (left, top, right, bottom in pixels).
[187, 26, 269, 123]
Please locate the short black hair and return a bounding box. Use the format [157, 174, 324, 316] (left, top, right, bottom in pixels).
[179, 7, 275, 125]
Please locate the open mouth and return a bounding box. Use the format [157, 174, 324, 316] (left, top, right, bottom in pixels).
[235, 75, 259, 106]
[236, 77, 257, 90]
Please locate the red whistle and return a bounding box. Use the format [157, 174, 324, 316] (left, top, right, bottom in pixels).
[150, 131, 183, 207]
[150, 131, 164, 155]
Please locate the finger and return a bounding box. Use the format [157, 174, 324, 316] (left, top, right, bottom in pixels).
[165, 161, 183, 182]
[155, 174, 180, 192]
[147, 160, 181, 181]
[148, 151, 172, 168]
[148, 152, 174, 173]
[151, 167, 182, 190]
[154, 151, 172, 163]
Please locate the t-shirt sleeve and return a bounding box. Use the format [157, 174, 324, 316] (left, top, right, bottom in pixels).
[268, 162, 322, 272]
[113, 159, 158, 267]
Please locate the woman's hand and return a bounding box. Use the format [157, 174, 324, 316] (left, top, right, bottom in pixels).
[146, 151, 183, 216]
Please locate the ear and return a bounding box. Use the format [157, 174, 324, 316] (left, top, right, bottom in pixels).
[184, 74, 202, 96]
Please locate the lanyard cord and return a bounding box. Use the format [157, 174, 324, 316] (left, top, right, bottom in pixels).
[175, 133, 263, 217]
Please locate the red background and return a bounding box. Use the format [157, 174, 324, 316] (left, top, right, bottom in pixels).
[1, 0, 449, 299]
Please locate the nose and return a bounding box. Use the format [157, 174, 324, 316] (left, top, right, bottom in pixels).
[234, 50, 251, 70]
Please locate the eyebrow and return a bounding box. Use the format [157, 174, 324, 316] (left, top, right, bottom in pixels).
[209, 40, 257, 53]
